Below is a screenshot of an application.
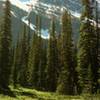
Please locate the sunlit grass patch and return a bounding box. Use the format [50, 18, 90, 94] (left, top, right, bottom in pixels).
[0, 86, 99, 100]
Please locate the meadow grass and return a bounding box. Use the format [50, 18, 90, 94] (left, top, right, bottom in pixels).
[0, 87, 99, 100]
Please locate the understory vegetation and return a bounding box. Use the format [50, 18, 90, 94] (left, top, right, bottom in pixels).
[0, 86, 99, 100]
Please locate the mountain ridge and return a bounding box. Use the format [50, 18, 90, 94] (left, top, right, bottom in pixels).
[0, 0, 100, 41]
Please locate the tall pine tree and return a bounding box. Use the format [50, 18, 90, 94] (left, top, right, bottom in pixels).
[27, 32, 38, 87]
[13, 32, 22, 88]
[18, 24, 30, 86]
[0, 0, 12, 91]
[78, 0, 98, 93]
[56, 10, 75, 95]
[46, 18, 59, 92]
[27, 15, 44, 89]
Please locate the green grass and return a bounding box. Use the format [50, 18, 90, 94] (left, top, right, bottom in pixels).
[0, 87, 100, 100]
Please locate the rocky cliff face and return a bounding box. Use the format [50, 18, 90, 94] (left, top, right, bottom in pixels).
[0, 0, 99, 41]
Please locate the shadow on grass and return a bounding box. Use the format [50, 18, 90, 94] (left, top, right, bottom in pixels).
[14, 91, 38, 99]
[0, 88, 16, 97]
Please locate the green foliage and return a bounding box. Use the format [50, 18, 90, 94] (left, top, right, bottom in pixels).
[27, 15, 46, 90]
[0, 0, 12, 90]
[56, 10, 76, 95]
[0, 0, 100, 97]
[18, 25, 30, 86]
[46, 19, 59, 92]
[78, 0, 99, 94]
[27, 32, 38, 86]
[13, 34, 21, 88]
[0, 86, 99, 100]
[2, 86, 98, 100]
[12, 22, 31, 87]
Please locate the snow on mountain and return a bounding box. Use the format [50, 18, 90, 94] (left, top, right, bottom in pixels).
[2, 0, 29, 11]
[96, 0, 100, 4]
[1, 0, 100, 18]
[11, 10, 17, 17]
[22, 16, 49, 39]
[0, 0, 100, 39]
[1, 0, 81, 18]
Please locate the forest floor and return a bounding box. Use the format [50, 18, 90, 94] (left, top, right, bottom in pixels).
[0, 86, 100, 100]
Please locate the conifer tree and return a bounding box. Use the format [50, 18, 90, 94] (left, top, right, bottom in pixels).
[95, 1, 100, 93]
[0, 0, 12, 91]
[13, 20, 31, 88]
[56, 10, 75, 95]
[27, 32, 38, 87]
[46, 18, 59, 92]
[38, 40, 47, 90]
[31, 16, 41, 88]
[18, 25, 30, 86]
[73, 45, 80, 94]
[32, 15, 46, 90]
[27, 15, 44, 89]
[37, 37, 46, 90]
[13, 32, 22, 88]
[78, 0, 98, 93]
[22, 19, 31, 87]
[56, 34, 62, 78]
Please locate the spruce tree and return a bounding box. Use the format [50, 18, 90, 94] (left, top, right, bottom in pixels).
[38, 40, 47, 90]
[56, 34, 62, 79]
[37, 33, 47, 90]
[73, 45, 80, 94]
[32, 15, 46, 90]
[22, 19, 31, 87]
[78, 0, 98, 93]
[18, 25, 30, 86]
[0, 0, 12, 91]
[31, 16, 41, 88]
[46, 18, 59, 92]
[56, 10, 75, 95]
[95, 1, 100, 93]
[27, 15, 43, 89]
[13, 20, 31, 88]
[27, 32, 38, 87]
[13, 32, 22, 88]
